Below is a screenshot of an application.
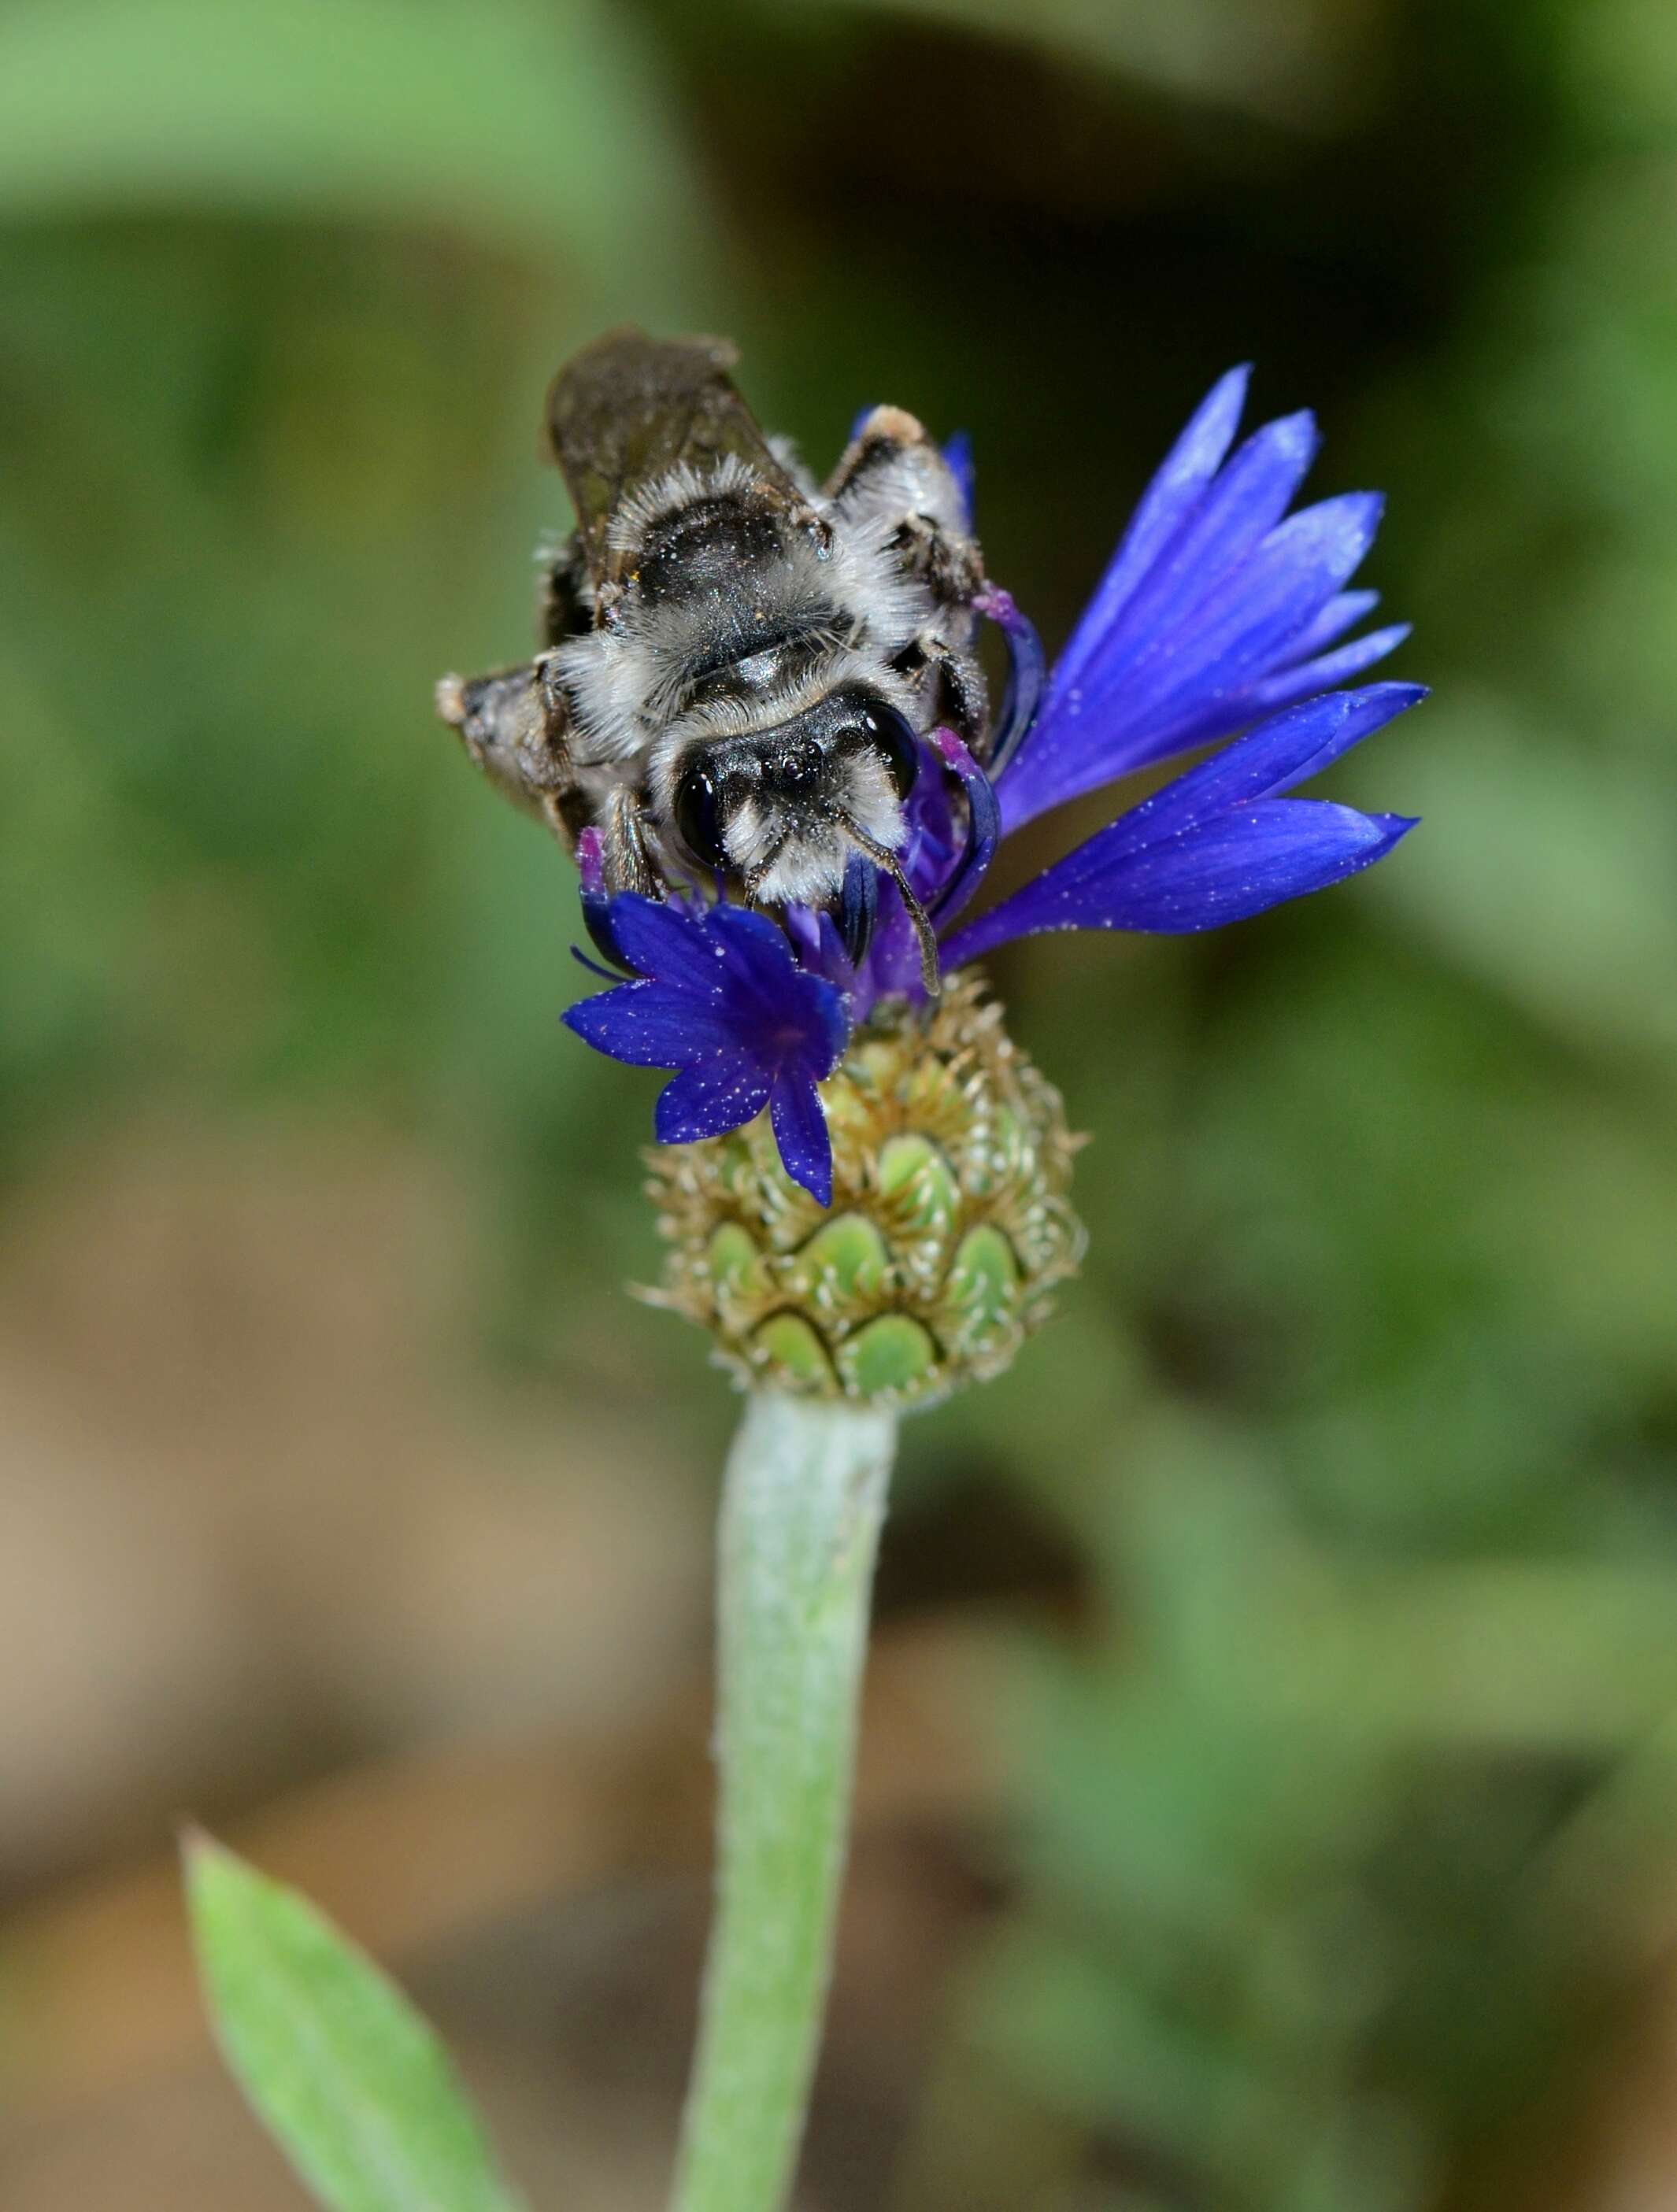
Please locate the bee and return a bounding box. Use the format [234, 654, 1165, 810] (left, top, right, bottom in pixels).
[435, 329, 1000, 993]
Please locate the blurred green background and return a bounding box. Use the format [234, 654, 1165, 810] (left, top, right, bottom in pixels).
[4, 2, 1677, 2207]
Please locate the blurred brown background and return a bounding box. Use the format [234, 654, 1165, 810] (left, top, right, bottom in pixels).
[5, 1, 1677, 2206]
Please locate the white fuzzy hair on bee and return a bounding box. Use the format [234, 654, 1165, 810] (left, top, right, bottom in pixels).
[437, 330, 997, 995]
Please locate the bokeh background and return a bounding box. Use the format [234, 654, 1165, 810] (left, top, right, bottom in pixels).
[5, 1, 1677, 2206]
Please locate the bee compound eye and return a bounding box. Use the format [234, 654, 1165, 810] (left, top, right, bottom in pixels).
[867, 706, 922, 802]
[673, 756, 727, 871]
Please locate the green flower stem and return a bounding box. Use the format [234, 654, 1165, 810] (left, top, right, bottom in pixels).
[668, 1391, 898, 2212]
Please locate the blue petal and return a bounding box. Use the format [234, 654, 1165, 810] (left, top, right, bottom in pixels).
[1106, 492, 1385, 744]
[769, 1070, 833, 1204]
[656, 1056, 775, 1145]
[1081, 804, 1418, 935]
[942, 684, 1423, 964]
[927, 727, 1001, 926]
[1105, 684, 1426, 853]
[802, 972, 852, 1078]
[707, 900, 807, 964]
[562, 979, 744, 1066]
[861, 876, 931, 1003]
[943, 805, 1416, 957]
[898, 746, 958, 908]
[783, 904, 857, 993]
[1050, 366, 1252, 707]
[1279, 588, 1382, 662]
[996, 363, 1409, 836]
[1242, 623, 1412, 722]
[706, 902, 823, 1012]
[837, 849, 879, 966]
[609, 894, 732, 993]
[1051, 409, 1320, 716]
[579, 889, 632, 971]
[1005, 490, 1387, 832]
[976, 587, 1046, 779]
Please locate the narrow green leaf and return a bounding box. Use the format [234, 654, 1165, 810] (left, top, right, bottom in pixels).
[184, 1833, 528, 2212]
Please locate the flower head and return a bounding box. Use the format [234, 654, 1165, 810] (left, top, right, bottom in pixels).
[565, 367, 1423, 1208]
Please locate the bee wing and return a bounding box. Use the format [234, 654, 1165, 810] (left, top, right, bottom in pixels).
[544, 329, 805, 594]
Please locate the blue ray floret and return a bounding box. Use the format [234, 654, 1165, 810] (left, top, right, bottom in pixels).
[998, 364, 1409, 834]
[942, 684, 1420, 961]
[564, 368, 1425, 1200]
[561, 894, 850, 1204]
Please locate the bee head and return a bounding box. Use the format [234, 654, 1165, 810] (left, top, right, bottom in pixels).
[670, 686, 920, 908]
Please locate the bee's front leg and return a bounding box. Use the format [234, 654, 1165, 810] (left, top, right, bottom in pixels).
[827, 406, 992, 745]
[435, 657, 584, 847]
[894, 630, 989, 752]
[825, 405, 984, 604]
[596, 785, 660, 899]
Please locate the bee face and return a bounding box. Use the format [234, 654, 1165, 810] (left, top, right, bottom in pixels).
[668, 688, 921, 907]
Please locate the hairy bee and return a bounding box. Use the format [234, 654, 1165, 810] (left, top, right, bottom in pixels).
[435, 329, 1001, 991]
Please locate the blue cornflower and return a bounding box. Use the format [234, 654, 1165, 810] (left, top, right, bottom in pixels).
[565, 368, 1423, 1204]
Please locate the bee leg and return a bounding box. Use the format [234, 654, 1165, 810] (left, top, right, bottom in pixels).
[824, 407, 984, 601]
[597, 786, 660, 900]
[842, 824, 942, 999]
[891, 509, 986, 607]
[925, 634, 990, 751]
[435, 657, 579, 824]
[894, 630, 989, 754]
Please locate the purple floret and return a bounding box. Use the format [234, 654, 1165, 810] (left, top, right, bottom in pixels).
[562, 897, 850, 1204]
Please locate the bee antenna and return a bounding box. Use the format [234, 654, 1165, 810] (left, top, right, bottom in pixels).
[840, 823, 942, 999]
